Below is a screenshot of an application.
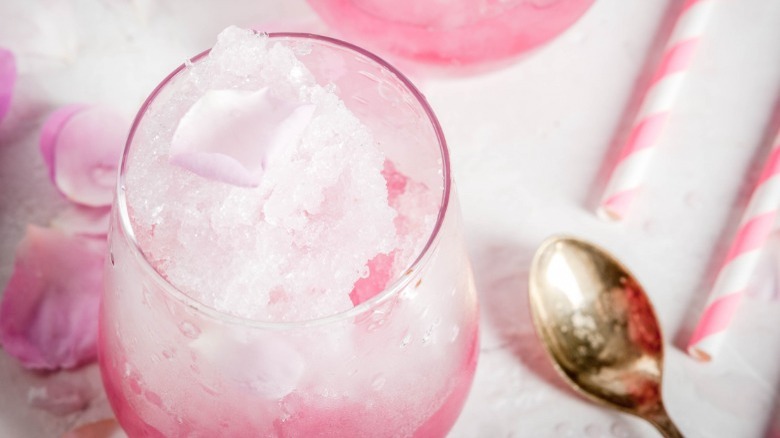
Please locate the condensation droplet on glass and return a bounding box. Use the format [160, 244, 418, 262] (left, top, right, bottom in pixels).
[179, 321, 200, 339]
[422, 324, 435, 344]
[400, 333, 412, 348]
[371, 374, 386, 391]
[165, 297, 179, 318]
[145, 390, 163, 407]
[162, 348, 175, 360]
[450, 325, 460, 342]
[609, 421, 630, 438]
[128, 374, 143, 395]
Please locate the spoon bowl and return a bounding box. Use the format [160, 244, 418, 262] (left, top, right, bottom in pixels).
[528, 236, 682, 437]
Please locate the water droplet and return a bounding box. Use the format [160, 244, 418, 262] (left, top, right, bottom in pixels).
[128, 375, 143, 395]
[609, 421, 630, 438]
[179, 321, 200, 339]
[400, 333, 412, 348]
[554, 422, 576, 437]
[371, 375, 386, 391]
[422, 324, 435, 344]
[109, 252, 115, 266]
[584, 423, 603, 438]
[450, 326, 460, 342]
[144, 390, 163, 407]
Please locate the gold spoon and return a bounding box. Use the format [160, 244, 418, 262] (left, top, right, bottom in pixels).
[528, 235, 682, 438]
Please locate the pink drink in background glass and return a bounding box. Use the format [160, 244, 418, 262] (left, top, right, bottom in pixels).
[98, 29, 479, 437]
[307, 0, 595, 66]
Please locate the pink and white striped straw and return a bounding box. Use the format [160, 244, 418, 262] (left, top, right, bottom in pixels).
[688, 128, 780, 361]
[598, 0, 714, 221]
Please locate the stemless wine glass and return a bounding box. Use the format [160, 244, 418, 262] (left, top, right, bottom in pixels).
[307, 0, 596, 66]
[98, 33, 479, 437]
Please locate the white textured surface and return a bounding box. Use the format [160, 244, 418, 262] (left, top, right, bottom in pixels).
[1, 0, 780, 437]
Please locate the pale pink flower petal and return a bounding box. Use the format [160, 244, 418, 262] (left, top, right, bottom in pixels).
[40, 104, 88, 179]
[170, 87, 315, 187]
[40, 105, 128, 207]
[62, 419, 126, 438]
[51, 206, 111, 238]
[0, 226, 105, 370]
[27, 370, 100, 416]
[0, 47, 16, 123]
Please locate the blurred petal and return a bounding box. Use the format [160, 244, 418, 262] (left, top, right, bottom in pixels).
[27, 371, 98, 416]
[62, 419, 126, 438]
[51, 206, 111, 238]
[170, 88, 315, 187]
[0, 47, 16, 123]
[0, 226, 105, 370]
[40, 105, 128, 207]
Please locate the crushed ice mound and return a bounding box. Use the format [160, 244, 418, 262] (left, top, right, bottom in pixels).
[125, 27, 405, 322]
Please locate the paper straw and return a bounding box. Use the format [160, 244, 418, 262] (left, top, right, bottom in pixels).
[688, 128, 780, 361]
[597, 0, 714, 221]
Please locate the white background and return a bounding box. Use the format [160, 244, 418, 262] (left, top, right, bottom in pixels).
[1, 0, 780, 437]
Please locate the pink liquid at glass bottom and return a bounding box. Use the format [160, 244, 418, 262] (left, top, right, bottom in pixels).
[307, 0, 595, 65]
[98, 316, 478, 437]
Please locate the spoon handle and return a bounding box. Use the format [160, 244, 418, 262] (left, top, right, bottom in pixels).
[645, 406, 683, 438]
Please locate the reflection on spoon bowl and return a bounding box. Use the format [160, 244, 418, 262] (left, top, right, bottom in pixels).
[528, 236, 682, 438]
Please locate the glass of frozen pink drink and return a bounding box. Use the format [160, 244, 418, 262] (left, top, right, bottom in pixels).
[307, 0, 595, 66]
[99, 28, 479, 437]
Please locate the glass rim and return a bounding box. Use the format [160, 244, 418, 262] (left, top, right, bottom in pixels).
[115, 32, 452, 330]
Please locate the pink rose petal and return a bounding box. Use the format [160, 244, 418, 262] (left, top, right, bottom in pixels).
[0, 47, 17, 123]
[170, 87, 315, 187]
[40, 105, 128, 207]
[0, 226, 105, 370]
[51, 206, 111, 238]
[40, 104, 88, 181]
[27, 371, 100, 416]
